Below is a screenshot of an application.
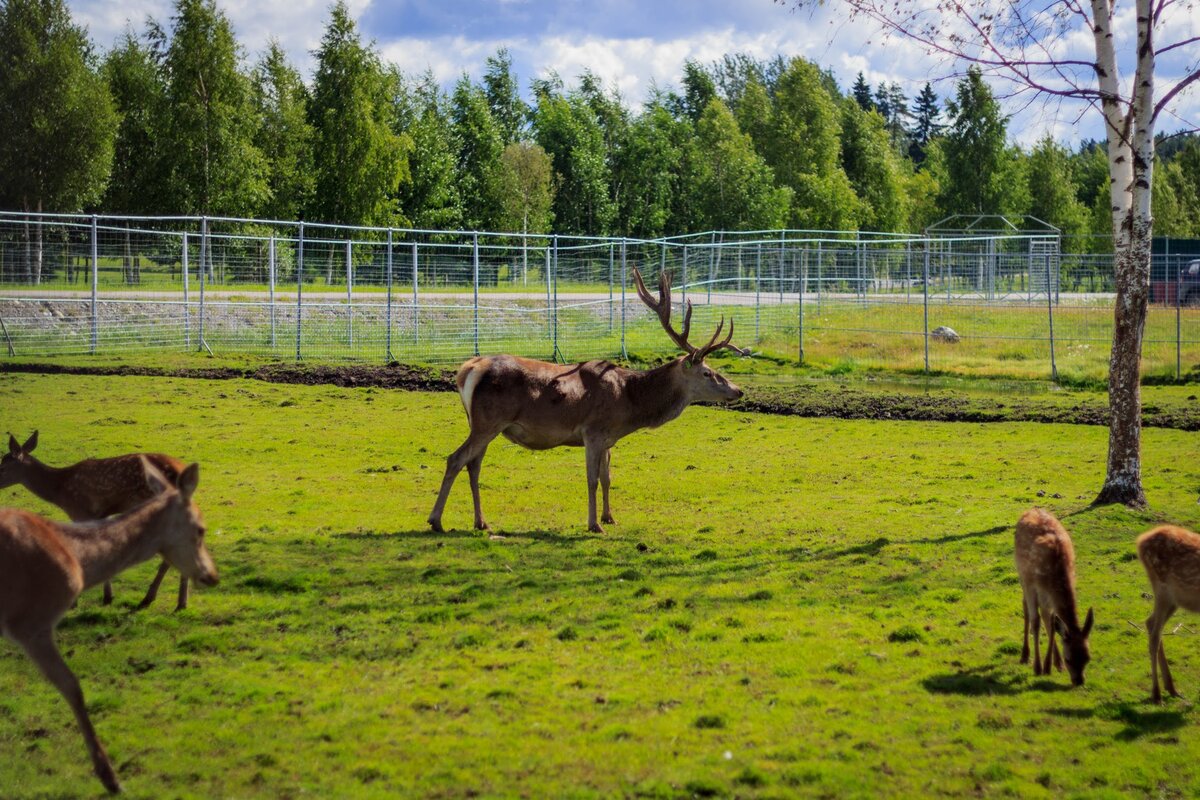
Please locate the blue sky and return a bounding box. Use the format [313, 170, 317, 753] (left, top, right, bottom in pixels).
[68, 0, 1198, 146]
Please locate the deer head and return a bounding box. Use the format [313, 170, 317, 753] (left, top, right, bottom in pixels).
[1053, 607, 1094, 686]
[631, 267, 746, 403]
[0, 431, 38, 489]
[141, 458, 218, 588]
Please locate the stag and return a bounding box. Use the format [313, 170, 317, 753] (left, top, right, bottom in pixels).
[428, 268, 745, 534]
[0, 458, 217, 794]
[1136, 524, 1200, 703]
[0, 431, 191, 610]
[1014, 508, 1094, 686]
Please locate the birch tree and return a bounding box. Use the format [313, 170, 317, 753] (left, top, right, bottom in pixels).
[785, 0, 1200, 507]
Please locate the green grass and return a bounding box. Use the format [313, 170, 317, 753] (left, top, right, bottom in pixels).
[0, 373, 1199, 797]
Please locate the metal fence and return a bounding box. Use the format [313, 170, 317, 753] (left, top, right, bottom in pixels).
[0, 211, 1197, 382]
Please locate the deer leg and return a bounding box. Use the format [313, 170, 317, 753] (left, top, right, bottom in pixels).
[466, 445, 491, 531]
[135, 560, 172, 611]
[19, 630, 121, 794]
[102, 581, 113, 605]
[1158, 637, 1179, 699]
[585, 443, 605, 534]
[428, 430, 497, 533]
[1041, 610, 1056, 674]
[1030, 600, 1043, 676]
[1020, 592, 1031, 664]
[1148, 599, 1178, 703]
[600, 449, 614, 525]
[176, 574, 190, 612]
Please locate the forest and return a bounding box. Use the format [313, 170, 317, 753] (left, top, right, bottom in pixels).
[1, 0, 1198, 252]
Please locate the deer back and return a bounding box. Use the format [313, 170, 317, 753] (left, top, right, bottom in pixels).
[1138, 525, 1200, 613]
[0, 509, 85, 633]
[62, 453, 186, 520]
[1014, 508, 1078, 615]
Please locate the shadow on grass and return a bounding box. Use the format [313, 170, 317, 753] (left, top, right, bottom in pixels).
[912, 524, 1009, 547]
[922, 666, 1072, 697]
[1045, 701, 1189, 741]
[331, 528, 607, 545]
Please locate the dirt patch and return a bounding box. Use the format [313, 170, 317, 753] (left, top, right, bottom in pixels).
[3, 361, 1198, 431]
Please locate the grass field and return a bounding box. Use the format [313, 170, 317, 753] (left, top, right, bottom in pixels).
[1, 373, 1200, 798]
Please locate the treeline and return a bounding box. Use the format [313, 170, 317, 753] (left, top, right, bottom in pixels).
[1, 0, 1198, 248]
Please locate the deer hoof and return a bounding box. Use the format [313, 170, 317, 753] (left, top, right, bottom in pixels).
[429, 519, 445, 534]
[601, 514, 615, 525]
[475, 522, 491, 532]
[95, 758, 121, 794]
[589, 523, 605, 534]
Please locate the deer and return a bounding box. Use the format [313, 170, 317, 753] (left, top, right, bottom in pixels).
[0, 431, 193, 611]
[428, 267, 746, 534]
[1135, 524, 1200, 703]
[0, 458, 218, 794]
[1014, 508, 1094, 686]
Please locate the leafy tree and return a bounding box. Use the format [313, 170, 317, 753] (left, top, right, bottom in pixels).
[102, 27, 169, 213]
[678, 60, 717, 123]
[497, 141, 554, 236]
[613, 93, 694, 237]
[532, 88, 614, 235]
[1026, 136, 1088, 239]
[308, 1, 409, 226]
[939, 67, 1026, 216]
[840, 100, 907, 231]
[851, 72, 874, 111]
[483, 48, 527, 144]
[162, 0, 267, 217]
[691, 98, 791, 230]
[0, 0, 117, 283]
[450, 75, 506, 230]
[251, 41, 314, 221]
[396, 74, 463, 230]
[0, 0, 116, 214]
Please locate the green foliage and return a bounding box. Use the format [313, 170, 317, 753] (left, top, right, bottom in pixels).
[532, 88, 615, 235]
[497, 141, 554, 235]
[102, 28, 169, 213]
[396, 75, 464, 231]
[1027, 136, 1089, 239]
[613, 97, 691, 237]
[940, 68, 1028, 217]
[691, 98, 791, 230]
[251, 41, 315, 222]
[482, 48, 527, 145]
[162, 0, 267, 216]
[909, 82, 942, 164]
[0, 0, 116, 213]
[839, 100, 908, 231]
[450, 76, 506, 230]
[308, 1, 409, 227]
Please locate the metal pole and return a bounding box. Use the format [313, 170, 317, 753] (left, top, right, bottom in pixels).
[755, 242, 761, 340]
[681, 245, 688, 309]
[385, 229, 393, 362]
[411, 241, 418, 345]
[182, 232, 190, 350]
[1046, 252, 1057, 381]
[198, 216, 207, 352]
[545, 245, 552, 343]
[779, 229, 785, 303]
[1177, 267, 1183, 380]
[620, 239, 628, 360]
[472, 232, 480, 357]
[346, 238, 353, 349]
[90, 215, 98, 354]
[268, 235, 276, 348]
[552, 235, 560, 362]
[295, 222, 304, 361]
[708, 231, 716, 304]
[608, 243, 614, 333]
[816, 241, 823, 315]
[798, 249, 804, 364]
[923, 238, 930, 374]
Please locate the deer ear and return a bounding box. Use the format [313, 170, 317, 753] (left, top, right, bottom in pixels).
[22, 430, 38, 453]
[177, 463, 200, 501]
[8, 434, 18, 456]
[140, 456, 171, 495]
[1082, 607, 1094, 637]
[1052, 613, 1070, 638]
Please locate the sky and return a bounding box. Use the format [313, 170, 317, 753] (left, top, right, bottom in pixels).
[67, 0, 1199, 147]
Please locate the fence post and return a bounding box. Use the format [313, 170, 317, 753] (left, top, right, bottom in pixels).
[1177, 266, 1183, 380]
[681, 245, 688, 309]
[755, 242, 761, 340]
[472, 232, 480, 357]
[923, 238, 930, 374]
[816, 240, 823, 315]
[708, 231, 716, 304]
[411, 241, 418, 345]
[182, 232, 190, 350]
[295, 221, 304, 361]
[798, 248, 805, 365]
[552, 234, 560, 362]
[1046, 252, 1058, 381]
[545, 245, 552, 344]
[90, 214, 98, 354]
[608, 242, 614, 333]
[198, 216, 208, 353]
[385, 229, 393, 362]
[268, 235, 276, 349]
[620, 239, 628, 360]
[779, 229, 786, 302]
[346, 238, 354, 349]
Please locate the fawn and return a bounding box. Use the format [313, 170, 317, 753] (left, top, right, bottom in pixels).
[1136, 524, 1200, 703]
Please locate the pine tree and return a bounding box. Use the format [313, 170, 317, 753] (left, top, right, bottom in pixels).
[909, 82, 943, 164]
[851, 72, 873, 110]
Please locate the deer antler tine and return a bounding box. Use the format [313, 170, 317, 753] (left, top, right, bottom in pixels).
[693, 316, 725, 360]
[680, 300, 693, 345]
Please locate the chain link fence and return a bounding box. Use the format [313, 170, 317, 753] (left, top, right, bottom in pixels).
[0, 211, 1197, 382]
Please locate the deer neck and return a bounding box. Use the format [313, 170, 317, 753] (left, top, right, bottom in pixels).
[626, 361, 692, 431]
[17, 457, 78, 513]
[53, 495, 174, 590]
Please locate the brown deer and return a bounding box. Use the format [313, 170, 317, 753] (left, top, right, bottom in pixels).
[0, 458, 218, 794]
[1136, 524, 1200, 703]
[1014, 508, 1094, 686]
[0, 431, 192, 611]
[428, 267, 746, 534]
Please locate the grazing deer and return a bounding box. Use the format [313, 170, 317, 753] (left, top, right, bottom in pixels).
[0, 431, 192, 611]
[1136, 524, 1200, 703]
[428, 267, 746, 534]
[0, 458, 218, 794]
[1014, 508, 1094, 686]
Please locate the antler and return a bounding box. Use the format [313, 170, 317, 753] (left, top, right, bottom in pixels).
[630, 267, 749, 360]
